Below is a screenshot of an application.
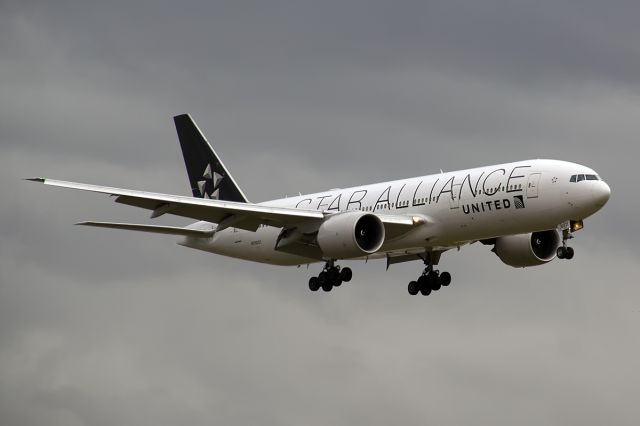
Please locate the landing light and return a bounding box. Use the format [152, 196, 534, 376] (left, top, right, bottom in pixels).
[412, 216, 426, 225]
[570, 220, 584, 232]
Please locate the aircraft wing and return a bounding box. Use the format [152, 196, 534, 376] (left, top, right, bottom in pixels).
[28, 178, 417, 233]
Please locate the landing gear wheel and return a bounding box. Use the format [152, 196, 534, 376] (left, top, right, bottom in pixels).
[417, 275, 431, 295]
[327, 267, 340, 283]
[340, 267, 352, 282]
[439, 272, 451, 287]
[557, 246, 574, 260]
[429, 271, 441, 291]
[408, 281, 419, 295]
[333, 278, 343, 287]
[321, 280, 333, 292]
[318, 271, 328, 286]
[309, 276, 320, 292]
[417, 275, 428, 289]
[565, 246, 574, 259]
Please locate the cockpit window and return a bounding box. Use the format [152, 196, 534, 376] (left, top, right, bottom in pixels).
[571, 173, 600, 183]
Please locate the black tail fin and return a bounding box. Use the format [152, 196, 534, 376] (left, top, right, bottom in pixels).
[173, 114, 249, 203]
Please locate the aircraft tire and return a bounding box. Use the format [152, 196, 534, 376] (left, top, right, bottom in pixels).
[309, 276, 320, 291]
[417, 275, 428, 289]
[408, 281, 419, 295]
[328, 267, 340, 283]
[440, 272, 451, 287]
[429, 272, 441, 291]
[340, 267, 353, 282]
[565, 247, 574, 259]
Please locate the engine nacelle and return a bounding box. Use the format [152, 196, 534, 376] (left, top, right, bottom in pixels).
[317, 212, 385, 259]
[494, 230, 560, 268]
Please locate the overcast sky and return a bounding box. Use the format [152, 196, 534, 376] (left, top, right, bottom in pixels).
[1, 1, 639, 425]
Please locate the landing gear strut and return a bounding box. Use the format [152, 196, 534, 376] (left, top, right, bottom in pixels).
[308, 260, 352, 292]
[407, 252, 452, 296]
[556, 228, 575, 260]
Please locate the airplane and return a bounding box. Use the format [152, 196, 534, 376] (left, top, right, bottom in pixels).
[28, 114, 611, 296]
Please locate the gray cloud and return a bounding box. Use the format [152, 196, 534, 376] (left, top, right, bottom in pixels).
[1, 1, 639, 425]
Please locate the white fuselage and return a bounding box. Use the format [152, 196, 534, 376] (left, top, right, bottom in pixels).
[180, 159, 610, 265]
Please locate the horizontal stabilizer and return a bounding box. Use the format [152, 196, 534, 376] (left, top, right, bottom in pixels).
[76, 221, 215, 237]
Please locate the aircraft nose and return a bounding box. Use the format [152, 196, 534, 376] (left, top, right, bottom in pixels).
[591, 181, 611, 207]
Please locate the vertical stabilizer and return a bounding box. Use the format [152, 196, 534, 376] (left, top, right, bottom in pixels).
[173, 114, 249, 203]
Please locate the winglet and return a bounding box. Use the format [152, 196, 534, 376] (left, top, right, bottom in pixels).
[25, 177, 46, 183]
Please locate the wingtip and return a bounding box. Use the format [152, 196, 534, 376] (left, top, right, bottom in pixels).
[25, 177, 46, 183]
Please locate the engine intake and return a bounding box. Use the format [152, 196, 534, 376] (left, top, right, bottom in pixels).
[317, 212, 385, 259]
[494, 230, 560, 268]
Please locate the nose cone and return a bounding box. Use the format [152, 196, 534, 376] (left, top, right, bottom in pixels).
[591, 181, 611, 207]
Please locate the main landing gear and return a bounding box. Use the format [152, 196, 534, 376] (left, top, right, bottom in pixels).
[407, 266, 451, 296]
[407, 252, 451, 296]
[308, 261, 353, 292]
[556, 228, 575, 260]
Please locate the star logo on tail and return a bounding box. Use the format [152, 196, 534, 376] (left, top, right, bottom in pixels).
[197, 163, 224, 199]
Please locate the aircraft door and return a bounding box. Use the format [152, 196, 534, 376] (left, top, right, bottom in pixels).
[527, 173, 541, 198]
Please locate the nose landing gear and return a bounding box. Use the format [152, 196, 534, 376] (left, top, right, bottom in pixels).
[308, 260, 352, 292]
[557, 228, 575, 260]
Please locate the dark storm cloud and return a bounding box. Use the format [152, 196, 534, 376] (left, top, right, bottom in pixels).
[1, 1, 639, 425]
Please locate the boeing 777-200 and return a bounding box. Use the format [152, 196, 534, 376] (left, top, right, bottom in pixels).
[28, 114, 611, 295]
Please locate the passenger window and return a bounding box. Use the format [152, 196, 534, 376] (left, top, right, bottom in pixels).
[577, 174, 585, 182]
[570, 175, 576, 182]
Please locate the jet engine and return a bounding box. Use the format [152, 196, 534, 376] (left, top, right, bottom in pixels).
[317, 211, 385, 259]
[494, 230, 560, 268]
